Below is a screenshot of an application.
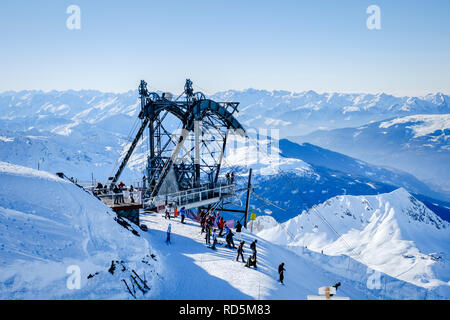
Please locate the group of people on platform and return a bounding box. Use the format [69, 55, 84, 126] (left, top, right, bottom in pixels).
[225, 171, 235, 185]
[94, 181, 136, 205]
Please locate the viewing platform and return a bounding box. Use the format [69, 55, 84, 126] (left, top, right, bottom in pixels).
[144, 183, 236, 211]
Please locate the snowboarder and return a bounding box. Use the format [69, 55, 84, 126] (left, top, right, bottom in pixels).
[278, 263, 286, 284]
[236, 241, 245, 262]
[166, 224, 172, 244]
[225, 229, 236, 249]
[200, 212, 207, 233]
[205, 224, 211, 244]
[180, 206, 186, 224]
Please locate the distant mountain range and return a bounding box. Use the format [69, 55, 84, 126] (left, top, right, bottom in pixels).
[1, 89, 448, 222]
[290, 114, 450, 194]
[211, 89, 450, 136]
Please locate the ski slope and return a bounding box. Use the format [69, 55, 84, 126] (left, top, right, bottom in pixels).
[139, 210, 440, 300]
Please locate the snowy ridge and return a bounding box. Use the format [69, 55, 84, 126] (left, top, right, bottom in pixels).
[257, 188, 450, 293]
[379, 114, 450, 138]
[0, 162, 161, 299]
[211, 89, 449, 136]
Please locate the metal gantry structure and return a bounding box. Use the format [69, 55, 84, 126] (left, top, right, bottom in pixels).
[109, 79, 248, 212]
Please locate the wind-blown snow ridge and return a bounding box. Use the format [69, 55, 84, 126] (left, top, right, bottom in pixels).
[379, 114, 450, 138]
[0, 162, 161, 299]
[257, 188, 450, 293]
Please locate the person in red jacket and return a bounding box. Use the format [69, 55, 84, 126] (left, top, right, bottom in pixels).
[218, 217, 225, 236]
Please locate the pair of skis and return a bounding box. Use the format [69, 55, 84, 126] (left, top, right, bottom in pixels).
[122, 269, 150, 299]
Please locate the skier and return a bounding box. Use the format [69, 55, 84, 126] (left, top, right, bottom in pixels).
[330, 282, 341, 297]
[225, 229, 236, 249]
[250, 239, 257, 256]
[200, 211, 207, 233]
[235, 220, 242, 233]
[166, 223, 172, 244]
[210, 229, 218, 250]
[245, 252, 257, 269]
[180, 206, 186, 224]
[164, 209, 171, 220]
[205, 224, 211, 244]
[278, 263, 286, 284]
[236, 241, 245, 262]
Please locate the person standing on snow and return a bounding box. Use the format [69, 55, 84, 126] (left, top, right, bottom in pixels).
[218, 217, 225, 236]
[166, 224, 172, 244]
[278, 263, 286, 284]
[180, 207, 186, 224]
[250, 239, 257, 257]
[211, 229, 218, 250]
[236, 241, 245, 262]
[225, 229, 236, 249]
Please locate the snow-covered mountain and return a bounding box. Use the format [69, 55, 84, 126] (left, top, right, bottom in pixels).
[292, 114, 450, 194]
[219, 137, 450, 224]
[2, 89, 448, 138]
[0, 162, 161, 299]
[1, 89, 448, 221]
[211, 90, 450, 136]
[257, 188, 450, 295]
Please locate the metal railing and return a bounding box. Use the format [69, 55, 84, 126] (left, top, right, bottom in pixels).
[94, 189, 143, 207]
[144, 183, 236, 209]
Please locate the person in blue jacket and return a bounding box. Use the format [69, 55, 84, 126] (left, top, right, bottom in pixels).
[180, 207, 186, 224]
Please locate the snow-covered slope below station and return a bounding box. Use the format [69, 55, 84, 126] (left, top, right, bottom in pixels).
[139, 210, 445, 300]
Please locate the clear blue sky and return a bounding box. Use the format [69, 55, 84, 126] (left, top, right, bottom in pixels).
[1, 0, 449, 96]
